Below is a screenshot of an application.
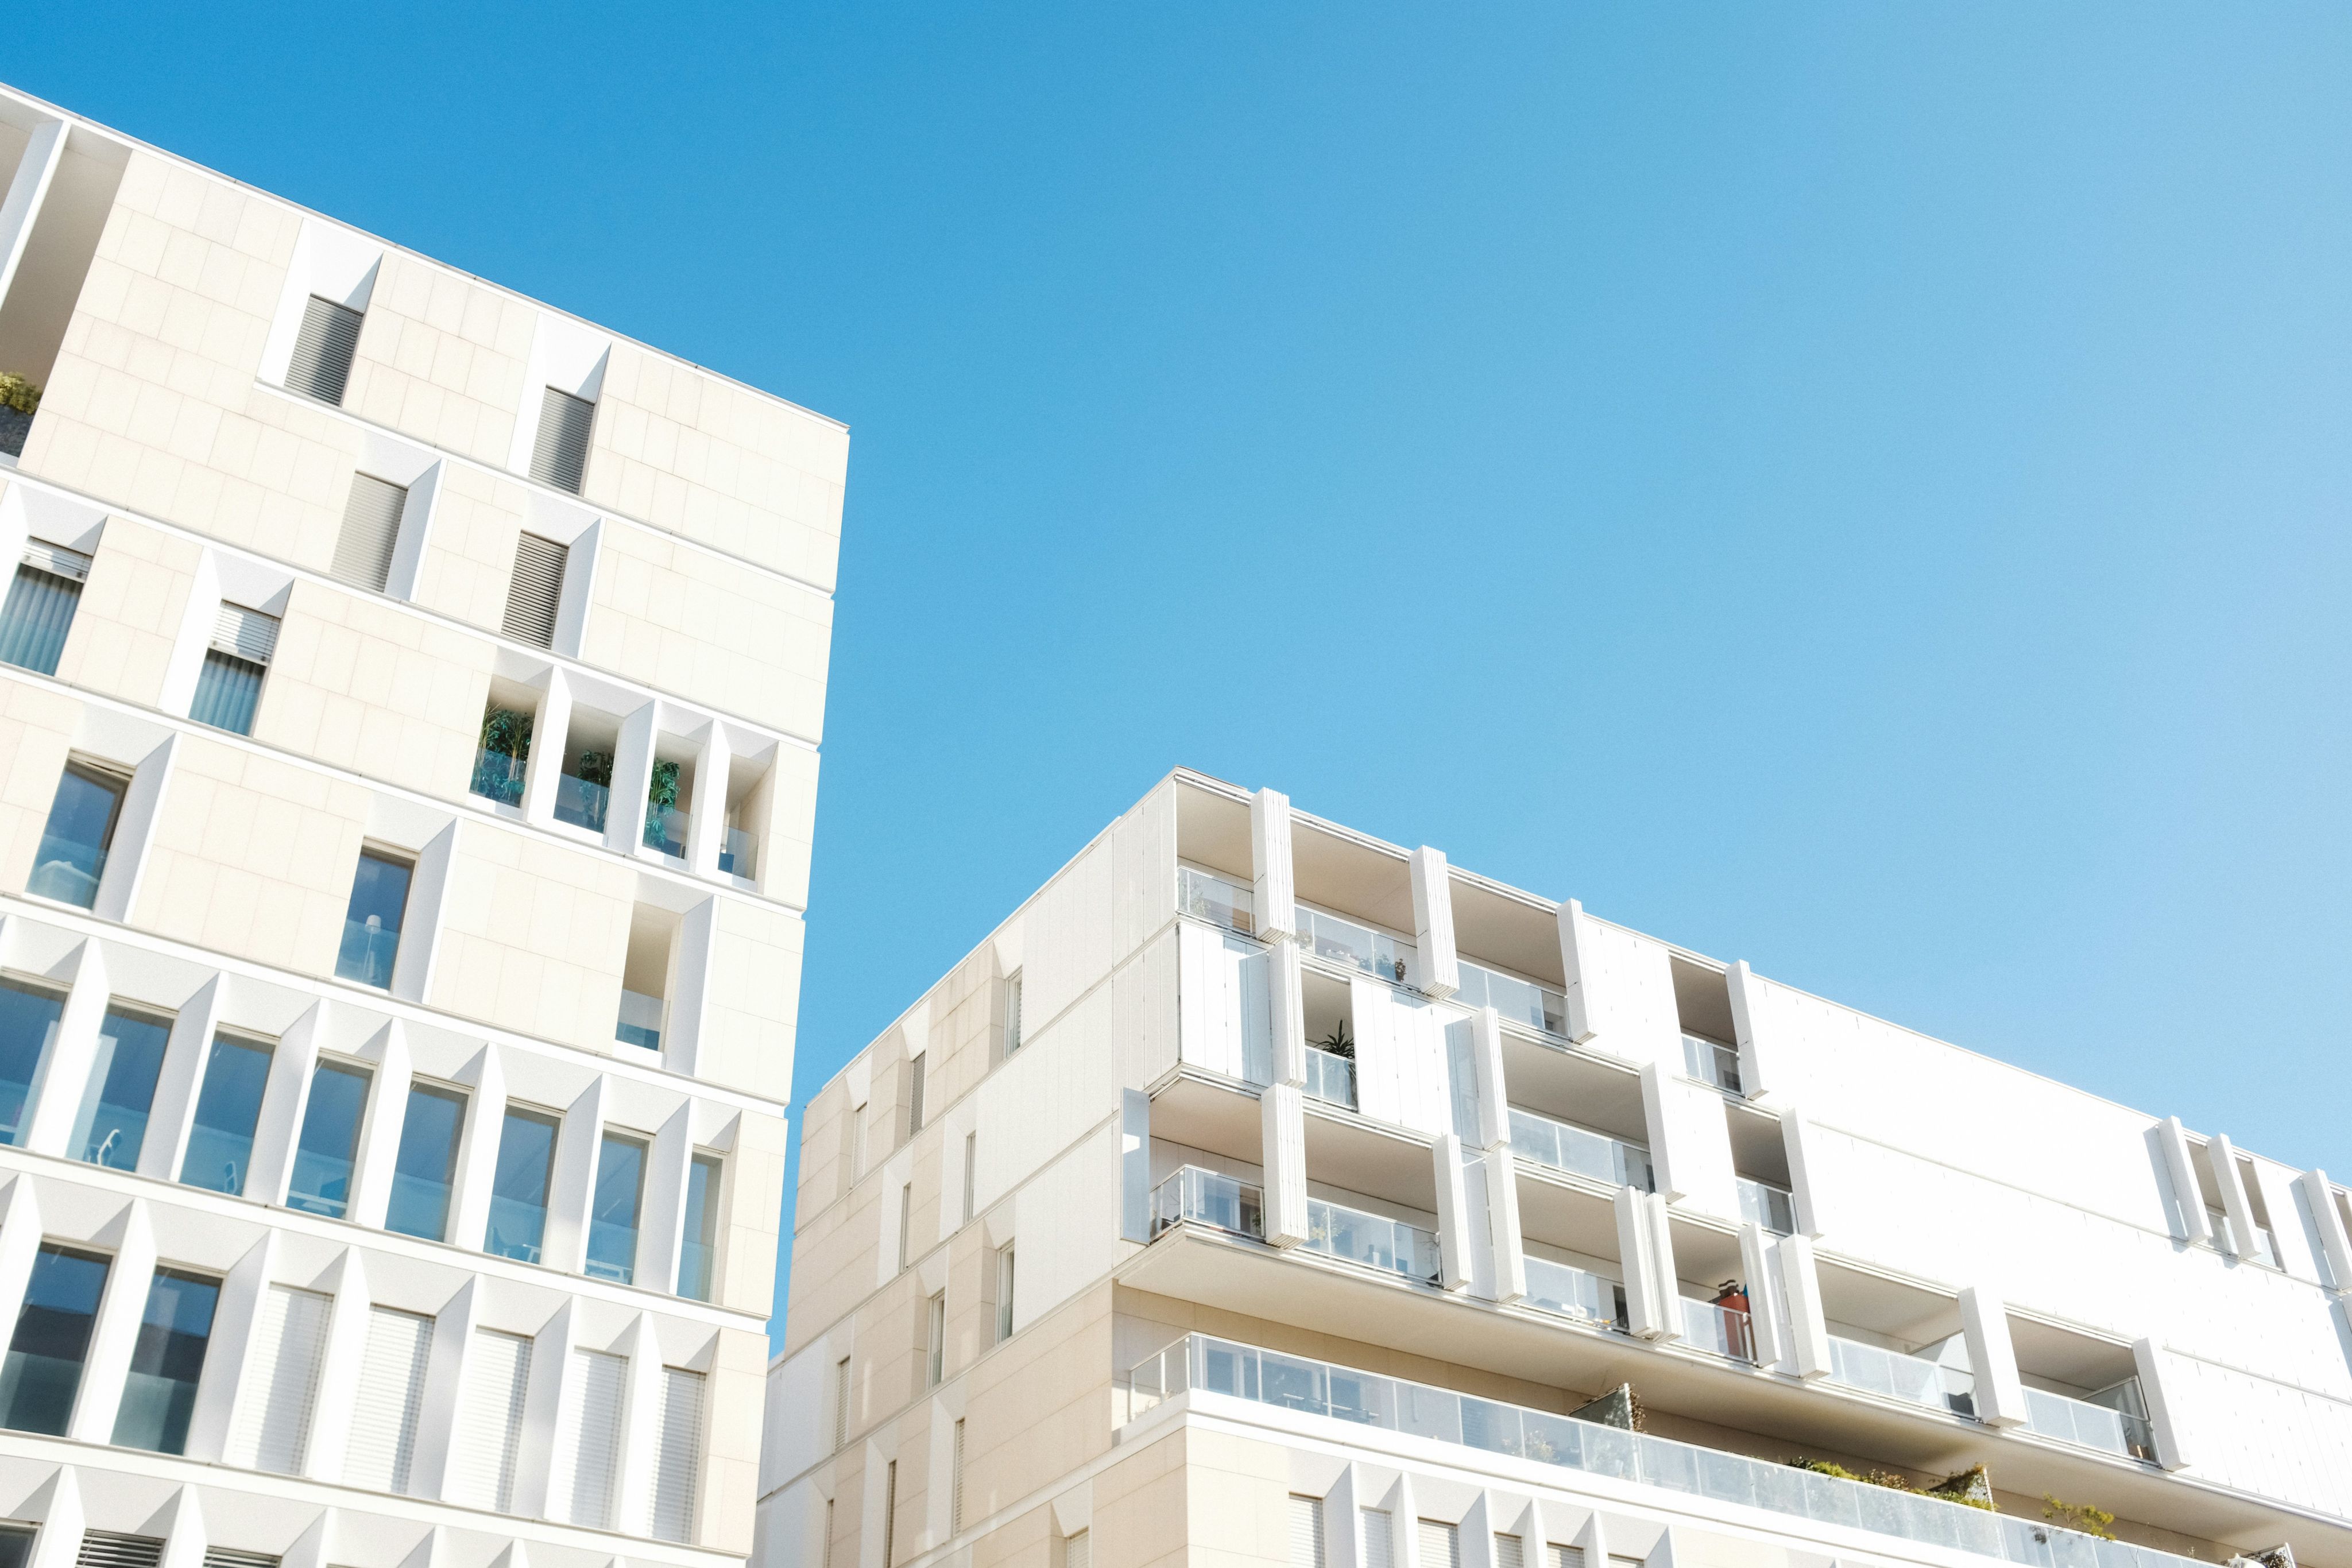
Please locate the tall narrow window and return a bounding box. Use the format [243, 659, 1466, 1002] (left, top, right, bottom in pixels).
[0, 1523, 30, 1568]
[1290, 1496, 1325, 1568]
[344, 1306, 431, 1495]
[29, 760, 127, 908]
[285, 295, 364, 405]
[1004, 973, 1024, 1057]
[897, 1184, 912, 1273]
[450, 1327, 531, 1512]
[0, 978, 64, 1147]
[225, 1283, 328, 1474]
[502, 532, 567, 647]
[485, 1106, 560, 1263]
[951, 1418, 966, 1532]
[849, 1100, 868, 1179]
[994, 1245, 1016, 1343]
[651, 1365, 705, 1543]
[179, 1032, 274, 1195]
[907, 1054, 927, 1135]
[72, 1005, 171, 1170]
[189, 603, 277, 736]
[831, 1354, 850, 1450]
[1060, 1528, 1085, 1568]
[963, 1131, 977, 1225]
[584, 1129, 647, 1284]
[531, 387, 595, 493]
[1492, 1535, 1524, 1568]
[553, 1346, 625, 1528]
[1417, 1521, 1460, 1568]
[336, 847, 413, 989]
[1361, 1512, 1394, 1568]
[287, 1059, 371, 1217]
[823, 1500, 835, 1568]
[0, 1245, 108, 1433]
[925, 1292, 945, 1387]
[882, 1460, 899, 1568]
[0, 541, 89, 675]
[330, 474, 407, 593]
[111, 1268, 218, 1454]
[678, 1152, 721, 1301]
[385, 1082, 466, 1242]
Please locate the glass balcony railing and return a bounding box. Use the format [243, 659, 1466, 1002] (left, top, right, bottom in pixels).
[719, 826, 757, 880]
[1827, 1334, 1977, 1418]
[553, 773, 610, 833]
[1683, 1033, 1742, 1093]
[1456, 959, 1566, 1035]
[1305, 1197, 1441, 1284]
[470, 747, 527, 806]
[1152, 1166, 1265, 1240]
[1737, 1176, 1796, 1235]
[1681, 1296, 1755, 1361]
[335, 916, 400, 988]
[1522, 1256, 1626, 1329]
[2022, 1383, 2157, 1463]
[616, 990, 664, 1052]
[27, 833, 105, 908]
[1508, 1106, 1655, 1191]
[1303, 1048, 1356, 1109]
[1297, 907, 1414, 986]
[1178, 866, 1254, 935]
[643, 803, 689, 859]
[1126, 1335, 2202, 1568]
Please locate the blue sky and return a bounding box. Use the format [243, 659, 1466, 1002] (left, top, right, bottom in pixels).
[17, 5, 2351, 1346]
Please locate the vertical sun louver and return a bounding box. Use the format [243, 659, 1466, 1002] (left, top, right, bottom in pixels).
[450, 1328, 532, 1512]
[1289, 1496, 1325, 1568]
[1417, 1521, 1461, 1568]
[1360, 1513, 1394, 1568]
[331, 474, 408, 593]
[344, 1306, 433, 1494]
[225, 1284, 329, 1474]
[553, 1346, 626, 1528]
[502, 532, 567, 648]
[286, 295, 365, 405]
[651, 1365, 706, 1542]
[531, 386, 595, 494]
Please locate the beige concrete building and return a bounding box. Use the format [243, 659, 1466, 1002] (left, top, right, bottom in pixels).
[761, 769, 2352, 1568]
[0, 79, 841, 1568]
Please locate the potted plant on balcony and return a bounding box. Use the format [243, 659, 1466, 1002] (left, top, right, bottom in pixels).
[0, 373, 39, 459]
[473, 707, 532, 804]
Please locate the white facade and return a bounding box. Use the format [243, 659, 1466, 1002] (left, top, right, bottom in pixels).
[764, 769, 2352, 1568]
[0, 80, 841, 1568]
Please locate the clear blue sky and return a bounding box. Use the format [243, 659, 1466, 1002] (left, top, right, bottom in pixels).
[18, 5, 2350, 1348]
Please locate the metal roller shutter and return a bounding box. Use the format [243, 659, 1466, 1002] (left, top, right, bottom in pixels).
[343, 1306, 432, 1494]
[531, 386, 595, 493]
[21, 542, 90, 580]
[652, 1365, 705, 1542]
[1359, 1511, 1394, 1568]
[1417, 1521, 1461, 1568]
[331, 474, 408, 593]
[287, 296, 364, 405]
[502, 533, 567, 647]
[1289, 1495, 1324, 1568]
[553, 1346, 626, 1528]
[1062, 1531, 1088, 1568]
[74, 1536, 163, 1568]
[212, 603, 280, 664]
[1494, 1537, 1524, 1568]
[448, 1328, 532, 1512]
[226, 1284, 328, 1474]
[202, 1551, 280, 1568]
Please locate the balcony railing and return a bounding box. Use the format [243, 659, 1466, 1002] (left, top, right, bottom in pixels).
[1297, 907, 1414, 986]
[2022, 1384, 2156, 1463]
[643, 803, 690, 859]
[554, 772, 610, 833]
[1826, 1334, 1976, 1418]
[1150, 1167, 1441, 1286]
[719, 826, 757, 880]
[1737, 1176, 1796, 1235]
[1456, 959, 1566, 1036]
[1508, 1106, 1655, 1192]
[616, 989, 664, 1052]
[470, 747, 527, 806]
[1683, 1033, 1742, 1093]
[27, 833, 105, 908]
[1682, 1296, 1756, 1361]
[1304, 1048, 1356, 1109]
[1178, 866, 1254, 935]
[1127, 1335, 2199, 1568]
[1152, 1166, 1264, 1240]
[1522, 1256, 1625, 1329]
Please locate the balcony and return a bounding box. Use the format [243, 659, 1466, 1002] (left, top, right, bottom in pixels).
[643, 803, 690, 860]
[1737, 1176, 1796, 1235]
[2022, 1384, 2156, 1464]
[1456, 959, 1565, 1036]
[1827, 1334, 1976, 1418]
[470, 746, 527, 807]
[1509, 1105, 1654, 1191]
[1304, 1047, 1356, 1110]
[1681, 1295, 1755, 1362]
[1126, 1335, 2202, 1568]
[1153, 1166, 1264, 1240]
[554, 772, 610, 833]
[1150, 1167, 1440, 1287]
[1179, 866, 1254, 935]
[1297, 906, 1414, 986]
[1684, 1033, 1742, 1093]
[1522, 1256, 1625, 1329]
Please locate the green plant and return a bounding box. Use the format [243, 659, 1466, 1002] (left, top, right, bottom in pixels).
[479, 706, 532, 759]
[575, 749, 614, 788]
[0, 374, 40, 415]
[2042, 1497, 2116, 1540]
[1316, 1018, 1355, 1058]
[1788, 1459, 1996, 1512]
[649, 758, 681, 810]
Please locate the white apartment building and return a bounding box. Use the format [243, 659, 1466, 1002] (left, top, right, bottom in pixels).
[0, 82, 842, 1568]
[762, 768, 2352, 1568]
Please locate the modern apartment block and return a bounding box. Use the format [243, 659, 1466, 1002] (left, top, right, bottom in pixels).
[0, 81, 841, 1568]
[761, 768, 2352, 1568]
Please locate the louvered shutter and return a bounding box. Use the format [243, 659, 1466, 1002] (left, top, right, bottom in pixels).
[950, 1418, 966, 1531]
[502, 533, 567, 647]
[449, 1328, 532, 1512]
[287, 296, 364, 405]
[203, 1551, 281, 1568]
[531, 387, 595, 493]
[1062, 1531, 1089, 1568]
[1417, 1521, 1460, 1568]
[1494, 1537, 1524, 1568]
[652, 1365, 705, 1542]
[212, 603, 280, 664]
[1550, 1549, 1585, 1568]
[1359, 1512, 1394, 1568]
[22, 542, 90, 580]
[225, 1284, 327, 1473]
[343, 1306, 432, 1493]
[75, 1535, 163, 1568]
[1289, 1496, 1324, 1568]
[332, 474, 408, 593]
[553, 1346, 626, 1528]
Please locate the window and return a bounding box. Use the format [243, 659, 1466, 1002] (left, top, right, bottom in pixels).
[651, 1366, 705, 1543]
[330, 474, 407, 593]
[994, 1245, 1016, 1342]
[471, 702, 533, 806]
[963, 1132, 977, 1225]
[1004, 973, 1024, 1057]
[678, 1152, 721, 1301]
[1059, 1528, 1085, 1568]
[831, 1354, 850, 1450]
[485, 1106, 560, 1263]
[0, 1245, 108, 1433]
[179, 1032, 273, 1195]
[502, 532, 567, 647]
[0, 978, 64, 1146]
[882, 1460, 899, 1568]
[385, 1082, 466, 1241]
[0, 1524, 30, 1568]
[1417, 1521, 1460, 1568]
[1493, 1535, 1524, 1568]
[29, 760, 126, 908]
[1290, 1496, 1325, 1568]
[584, 1129, 647, 1284]
[907, 1053, 927, 1135]
[111, 1268, 218, 1454]
[450, 1327, 531, 1512]
[189, 603, 278, 736]
[73, 1535, 160, 1568]
[1550, 1551, 1584, 1568]
[72, 1005, 171, 1170]
[344, 1306, 431, 1494]
[897, 1184, 912, 1273]
[531, 386, 595, 493]
[225, 1283, 328, 1473]
[287, 1059, 371, 1217]
[925, 1292, 945, 1387]
[0, 541, 89, 675]
[823, 1500, 835, 1568]
[335, 848, 413, 989]
[285, 295, 363, 404]
[552, 1347, 625, 1528]
[1360, 1511, 1394, 1568]
[951, 1417, 966, 1532]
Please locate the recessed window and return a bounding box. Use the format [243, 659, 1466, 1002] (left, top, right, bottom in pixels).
[485, 1105, 560, 1264]
[29, 760, 127, 908]
[925, 1291, 946, 1387]
[995, 1244, 1016, 1342]
[531, 388, 595, 494]
[335, 847, 413, 989]
[678, 1152, 721, 1302]
[72, 1005, 172, 1169]
[179, 1031, 274, 1195]
[110, 1268, 219, 1454]
[0, 978, 64, 1147]
[285, 295, 364, 405]
[287, 1059, 372, 1218]
[471, 700, 533, 807]
[1004, 972, 1024, 1057]
[502, 532, 567, 648]
[330, 473, 407, 594]
[385, 1082, 466, 1242]
[0, 541, 89, 676]
[907, 1054, 927, 1135]
[583, 1129, 647, 1284]
[189, 603, 279, 736]
[618, 904, 676, 1053]
[651, 1366, 705, 1543]
[0, 1245, 109, 1433]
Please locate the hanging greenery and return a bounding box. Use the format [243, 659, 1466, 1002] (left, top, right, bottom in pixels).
[576, 749, 614, 788]
[649, 758, 681, 810]
[2042, 1496, 2117, 1540]
[478, 706, 532, 758]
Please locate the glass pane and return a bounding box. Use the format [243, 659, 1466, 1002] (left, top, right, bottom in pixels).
[29, 765, 124, 908]
[679, 1153, 721, 1301]
[0, 567, 81, 676]
[0, 979, 64, 1146]
[585, 1132, 646, 1283]
[486, 1107, 559, 1263]
[178, 1033, 274, 1195]
[0, 1523, 32, 1568]
[110, 1268, 218, 1454]
[0, 1246, 109, 1434]
[73, 1006, 171, 1169]
[287, 1060, 371, 1217]
[336, 851, 412, 989]
[189, 651, 265, 735]
[386, 1082, 466, 1242]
